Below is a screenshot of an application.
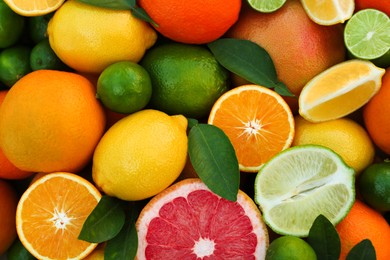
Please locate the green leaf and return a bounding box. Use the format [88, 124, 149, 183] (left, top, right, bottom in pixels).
[76, 0, 133, 9]
[188, 124, 240, 202]
[78, 195, 126, 243]
[104, 206, 139, 260]
[346, 239, 376, 260]
[307, 214, 341, 260]
[208, 38, 291, 96]
[187, 118, 199, 129]
[130, 6, 158, 27]
[274, 81, 295, 97]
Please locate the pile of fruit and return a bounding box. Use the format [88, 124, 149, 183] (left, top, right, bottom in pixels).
[0, 0, 389, 259]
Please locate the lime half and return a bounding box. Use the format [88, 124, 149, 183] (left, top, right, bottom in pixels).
[254, 145, 355, 237]
[247, 0, 287, 13]
[344, 9, 390, 60]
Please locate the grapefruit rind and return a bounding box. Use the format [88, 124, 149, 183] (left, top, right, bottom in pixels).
[254, 145, 355, 237]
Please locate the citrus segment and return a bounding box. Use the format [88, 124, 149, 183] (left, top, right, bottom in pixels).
[16, 172, 101, 260]
[300, 0, 354, 25]
[254, 145, 355, 237]
[247, 0, 287, 13]
[208, 84, 294, 172]
[136, 178, 268, 259]
[299, 59, 385, 122]
[3, 0, 65, 16]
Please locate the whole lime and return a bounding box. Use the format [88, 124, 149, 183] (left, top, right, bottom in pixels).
[0, 45, 32, 87]
[30, 39, 68, 71]
[266, 236, 317, 260]
[96, 61, 152, 114]
[28, 13, 54, 44]
[140, 43, 230, 119]
[0, 0, 25, 48]
[358, 161, 390, 212]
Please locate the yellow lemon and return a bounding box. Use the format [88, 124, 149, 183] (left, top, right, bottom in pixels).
[292, 116, 375, 174]
[47, 0, 157, 74]
[92, 109, 188, 201]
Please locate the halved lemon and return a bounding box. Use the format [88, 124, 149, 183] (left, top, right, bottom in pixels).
[300, 0, 354, 25]
[3, 0, 65, 16]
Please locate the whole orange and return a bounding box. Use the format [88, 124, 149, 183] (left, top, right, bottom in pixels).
[227, 0, 346, 111]
[363, 68, 390, 155]
[0, 70, 106, 173]
[0, 90, 33, 179]
[336, 200, 390, 260]
[138, 0, 241, 44]
[354, 0, 390, 16]
[0, 179, 19, 254]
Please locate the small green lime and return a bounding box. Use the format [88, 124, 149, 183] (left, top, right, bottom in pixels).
[358, 161, 390, 212]
[0, 45, 32, 87]
[6, 238, 36, 260]
[28, 13, 54, 44]
[140, 43, 230, 119]
[266, 235, 317, 260]
[96, 61, 152, 114]
[30, 39, 67, 71]
[247, 0, 287, 13]
[0, 0, 25, 48]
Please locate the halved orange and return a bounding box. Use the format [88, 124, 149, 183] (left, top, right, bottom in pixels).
[208, 84, 295, 173]
[301, 0, 354, 25]
[16, 172, 101, 260]
[299, 59, 386, 123]
[3, 0, 65, 16]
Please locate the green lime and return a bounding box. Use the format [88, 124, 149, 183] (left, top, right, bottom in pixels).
[358, 161, 390, 212]
[140, 43, 229, 119]
[266, 235, 317, 260]
[0, 0, 25, 48]
[247, 0, 287, 13]
[0, 45, 32, 87]
[254, 145, 355, 237]
[28, 13, 54, 44]
[7, 238, 36, 260]
[344, 9, 390, 62]
[30, 39, 68, 71]
[96, 61, 152, 114]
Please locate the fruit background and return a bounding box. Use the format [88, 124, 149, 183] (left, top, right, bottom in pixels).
[0, 0, 390, 259]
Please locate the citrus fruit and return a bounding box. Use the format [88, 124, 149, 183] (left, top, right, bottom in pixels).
[354, 0, 390, 16]
[336, 200, 390, 260]
[265, 235, 316, 260]
[0, 70, 106, 173]
[247, 0, 287, 13]
[0, 0, 25, 48]
[0, 45, 32, 87]
[136, 178, 269, 259]
[96, 61, 152, 114]
[293, 116, 375, 174]
[300, 0, 354, 25]
[140, 43, 229, 119]
[16, 172, 101, 260]
[83, 243, 105, 260]
[3, 0, 65, 16]
[0, 90, 33, 180]
[92, 109, 188, 201]
[344, 9, 390, 66]
[358, 161, 390, 212]
[0, 180, 19, 255]
[226, 0, 346, 111]
[7, 238, 36, 260]
[47, 0, 157, 74]
[30, 39, 68, 71]
[363, 68, 390, 155]
[138, 0, 241, 44]
[298, 59, 385, 122]
[27, 13, 53, 44]
[208, 84, 294, 172]
[254, 145, 355, 237]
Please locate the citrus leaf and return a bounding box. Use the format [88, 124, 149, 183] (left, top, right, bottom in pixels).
[274, 81, 295, 97]
[130, 6, 158, 27]
[76, 0, 133, 9]
[188, 123, 240, 202]
[346, 239, 376, 260]
[104, 207, 139, 260]
[307, 214, 341, 260]
[187, 118, 199, 129]
[78, 195, 126, 243]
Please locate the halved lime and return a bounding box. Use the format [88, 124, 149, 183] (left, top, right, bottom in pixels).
[247, 0, 287, 13]
[344, 9, 390, 61]
[254, 145, 355, 237]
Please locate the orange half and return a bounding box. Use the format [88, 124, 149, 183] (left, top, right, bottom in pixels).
[208, 84, 295, 172]
[301, 0, 354, 25]
[16, 172, 101, 260]
[3, 0, 65, 16]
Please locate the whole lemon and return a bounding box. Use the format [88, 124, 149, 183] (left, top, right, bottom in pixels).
[92, 109, 188, 201]
[292, 116, 375, 174]
[47, 0, 157, 74]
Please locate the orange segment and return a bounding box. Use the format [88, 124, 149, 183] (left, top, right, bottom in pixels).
[3, 0, 65, 16]
[16, 172, 101, 260]
[301, 0, 354, 25]
[299, 59, 386, 122]
[208, 84, 295, 173]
